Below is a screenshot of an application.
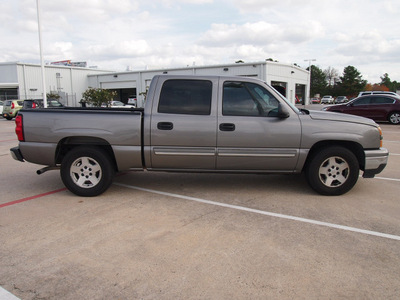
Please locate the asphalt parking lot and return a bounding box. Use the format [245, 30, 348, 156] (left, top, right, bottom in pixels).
[1, 114, 399, 299]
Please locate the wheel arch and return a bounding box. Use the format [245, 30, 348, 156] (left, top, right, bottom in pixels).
[303, 140, 365, 172]
[55, 136, 118, 171]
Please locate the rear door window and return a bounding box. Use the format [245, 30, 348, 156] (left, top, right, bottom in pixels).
[158, 80, 212, 115]
[371, 97, 395, 105]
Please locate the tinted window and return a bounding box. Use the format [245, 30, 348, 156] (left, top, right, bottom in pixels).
[158, 80, 212, 115]
[353, 97, 371, 106]
[222, 81, 279, 117]
[371, 97, 395, 105]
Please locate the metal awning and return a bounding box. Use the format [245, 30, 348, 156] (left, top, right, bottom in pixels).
[0, 83, 19, 88]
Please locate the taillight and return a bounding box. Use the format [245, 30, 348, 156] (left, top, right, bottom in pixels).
[11, 102, 15, 109]
[32, 102, 36, 108]
[15, 115, 24, 141]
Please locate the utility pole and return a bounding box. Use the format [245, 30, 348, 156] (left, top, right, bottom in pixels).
[36, 0, 47, 108]
[304, 59, 316, 105]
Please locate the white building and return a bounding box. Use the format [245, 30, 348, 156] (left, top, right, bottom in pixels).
[0, 62, 111, 106]
[88, 61, 310, 107]
[0, 61, 310, 107]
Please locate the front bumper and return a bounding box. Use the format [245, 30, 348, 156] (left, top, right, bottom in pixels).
[363, 148, 389, 178]
[10, 146, 24, 162]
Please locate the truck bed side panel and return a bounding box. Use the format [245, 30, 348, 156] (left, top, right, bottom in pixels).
[19, 109, 143, 170]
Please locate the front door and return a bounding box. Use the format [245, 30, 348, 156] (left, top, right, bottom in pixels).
[217, 80, 301, 171]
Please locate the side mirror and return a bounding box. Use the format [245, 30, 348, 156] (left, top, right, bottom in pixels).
[278, 104, 290, 118]
[266, 103, 290, 118]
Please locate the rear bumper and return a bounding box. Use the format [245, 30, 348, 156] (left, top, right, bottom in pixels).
[363, 148, 389, 178]
[10, 146, 24, 162]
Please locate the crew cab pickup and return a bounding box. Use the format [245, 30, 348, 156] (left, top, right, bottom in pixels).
[11, 75, 388, 196]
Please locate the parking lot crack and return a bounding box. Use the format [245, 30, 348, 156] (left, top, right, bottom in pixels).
[181, 209, 219, 228]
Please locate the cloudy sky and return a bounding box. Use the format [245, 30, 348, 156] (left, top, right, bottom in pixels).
[1, 0, 399, 83]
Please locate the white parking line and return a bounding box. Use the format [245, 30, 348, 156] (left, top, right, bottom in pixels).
[113, 182, 400, 241]
[374, 176, 400, 182]
[0, 287, 20, 300]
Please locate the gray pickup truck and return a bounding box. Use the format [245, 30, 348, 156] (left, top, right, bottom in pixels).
[11, 75, 388, 197]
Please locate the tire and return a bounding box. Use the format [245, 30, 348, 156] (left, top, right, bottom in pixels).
[388, 112, 400, 124]
[60, 146, 115, 197]
[305, 147, 359, 196]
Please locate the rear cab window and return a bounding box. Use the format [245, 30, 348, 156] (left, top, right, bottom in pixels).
[158, 79, 212, 115]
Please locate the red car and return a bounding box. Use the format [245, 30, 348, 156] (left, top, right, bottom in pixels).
[323, 94, 400, 124]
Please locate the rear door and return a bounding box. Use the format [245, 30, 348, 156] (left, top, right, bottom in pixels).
[216, 79, 301, 171]
[149, 77, 218, 170]
[369, 96, 395, 120]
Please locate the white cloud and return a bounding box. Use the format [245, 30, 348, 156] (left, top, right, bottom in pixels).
[199, 21, 324, 47]
[0, 0, 400, 83]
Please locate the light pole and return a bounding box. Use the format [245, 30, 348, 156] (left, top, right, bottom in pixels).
[36, 0, 47, 108]
[304, 59, 316, 105]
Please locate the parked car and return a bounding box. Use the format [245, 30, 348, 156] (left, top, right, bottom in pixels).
[2, 99, 24, 120]
[321, 95, 334, 104]
[311, 97, 320, 104]
[127, 97, 137, 107]
[335, 96, 348, 104]
[323, 94, 400, 124]
[358, 91, 400, 98]
[0, 100, 3, 113]
[108, 101, 135, 108]
[23, 99, 64, 109]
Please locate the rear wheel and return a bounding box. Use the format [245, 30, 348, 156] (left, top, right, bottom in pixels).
[60, 146, 115, 197]
[388, 112, 400, 124]
[306, 147, 359, 196]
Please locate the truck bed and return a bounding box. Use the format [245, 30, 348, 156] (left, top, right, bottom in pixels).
[18, 107, 144, 171]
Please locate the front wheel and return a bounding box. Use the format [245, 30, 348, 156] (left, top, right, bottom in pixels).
[305, 147, 359, 196]
[388, 112, 400, 124]
[60, 146, 115, 197]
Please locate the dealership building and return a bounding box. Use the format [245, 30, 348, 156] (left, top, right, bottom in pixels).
[0, 61, 310, 107]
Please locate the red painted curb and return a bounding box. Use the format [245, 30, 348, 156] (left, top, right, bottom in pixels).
[0, 188, 67, 208]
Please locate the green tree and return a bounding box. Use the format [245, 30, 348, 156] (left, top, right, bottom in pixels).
[310, 65, 327, 97]
[392, 80, 400, 92]
[380, 73, 391, 89]
[47, 92, 60, 100]
[81, 87, 116, 107]
[379, 73, 400, 91]
[139, 86, 150, 103]
[338, 66, 367, 97]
